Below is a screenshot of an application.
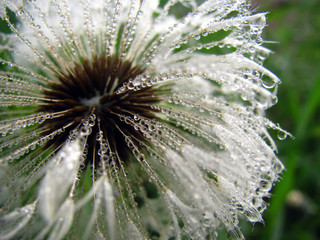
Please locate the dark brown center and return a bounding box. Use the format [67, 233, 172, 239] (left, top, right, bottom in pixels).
[39, 55, 160, 167]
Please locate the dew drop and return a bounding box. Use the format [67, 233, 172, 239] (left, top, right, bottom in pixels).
[272, 160, 284, 173]
[277, 130, 287, 140]
[259, 180, 272, 191]
[271, 95, 278, 105]
[127, 81, 134, 90]
[202, 31, 208, 37]
[261, 75, 277, 89]
[16, 9, 24, 16]
[133, 114, 140, 121]
[246, 210, 262, 222]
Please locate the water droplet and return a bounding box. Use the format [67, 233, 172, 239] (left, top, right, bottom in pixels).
[246, 210, 262, 222]
[271, 95, 278, 105]
[259, 180, 272, 191]
[127, 82, 134, 90]
[241, 94, 249, 101]
[262, 75, 277, 89]
[277, 130, 287, 140]
[16, 9, 24, 16]
[272, 160, 284, 173]
[133, 114, 140, 121]
[202, 31, 208, 37]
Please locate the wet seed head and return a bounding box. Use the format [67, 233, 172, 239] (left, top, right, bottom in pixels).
[39, 54, 159, 166]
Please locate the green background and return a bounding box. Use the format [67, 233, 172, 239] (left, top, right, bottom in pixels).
[242, 0, 320, 240]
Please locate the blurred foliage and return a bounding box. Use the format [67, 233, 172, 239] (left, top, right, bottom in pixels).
[242, 0, 320, 240]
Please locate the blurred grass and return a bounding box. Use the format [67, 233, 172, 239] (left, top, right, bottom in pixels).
[243, 0, 320, 240]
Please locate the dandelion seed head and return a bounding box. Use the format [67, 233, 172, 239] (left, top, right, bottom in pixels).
[0, 0, 291, 239]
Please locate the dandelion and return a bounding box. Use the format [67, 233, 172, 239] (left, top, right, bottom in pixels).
[0, 0, 291, 239]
